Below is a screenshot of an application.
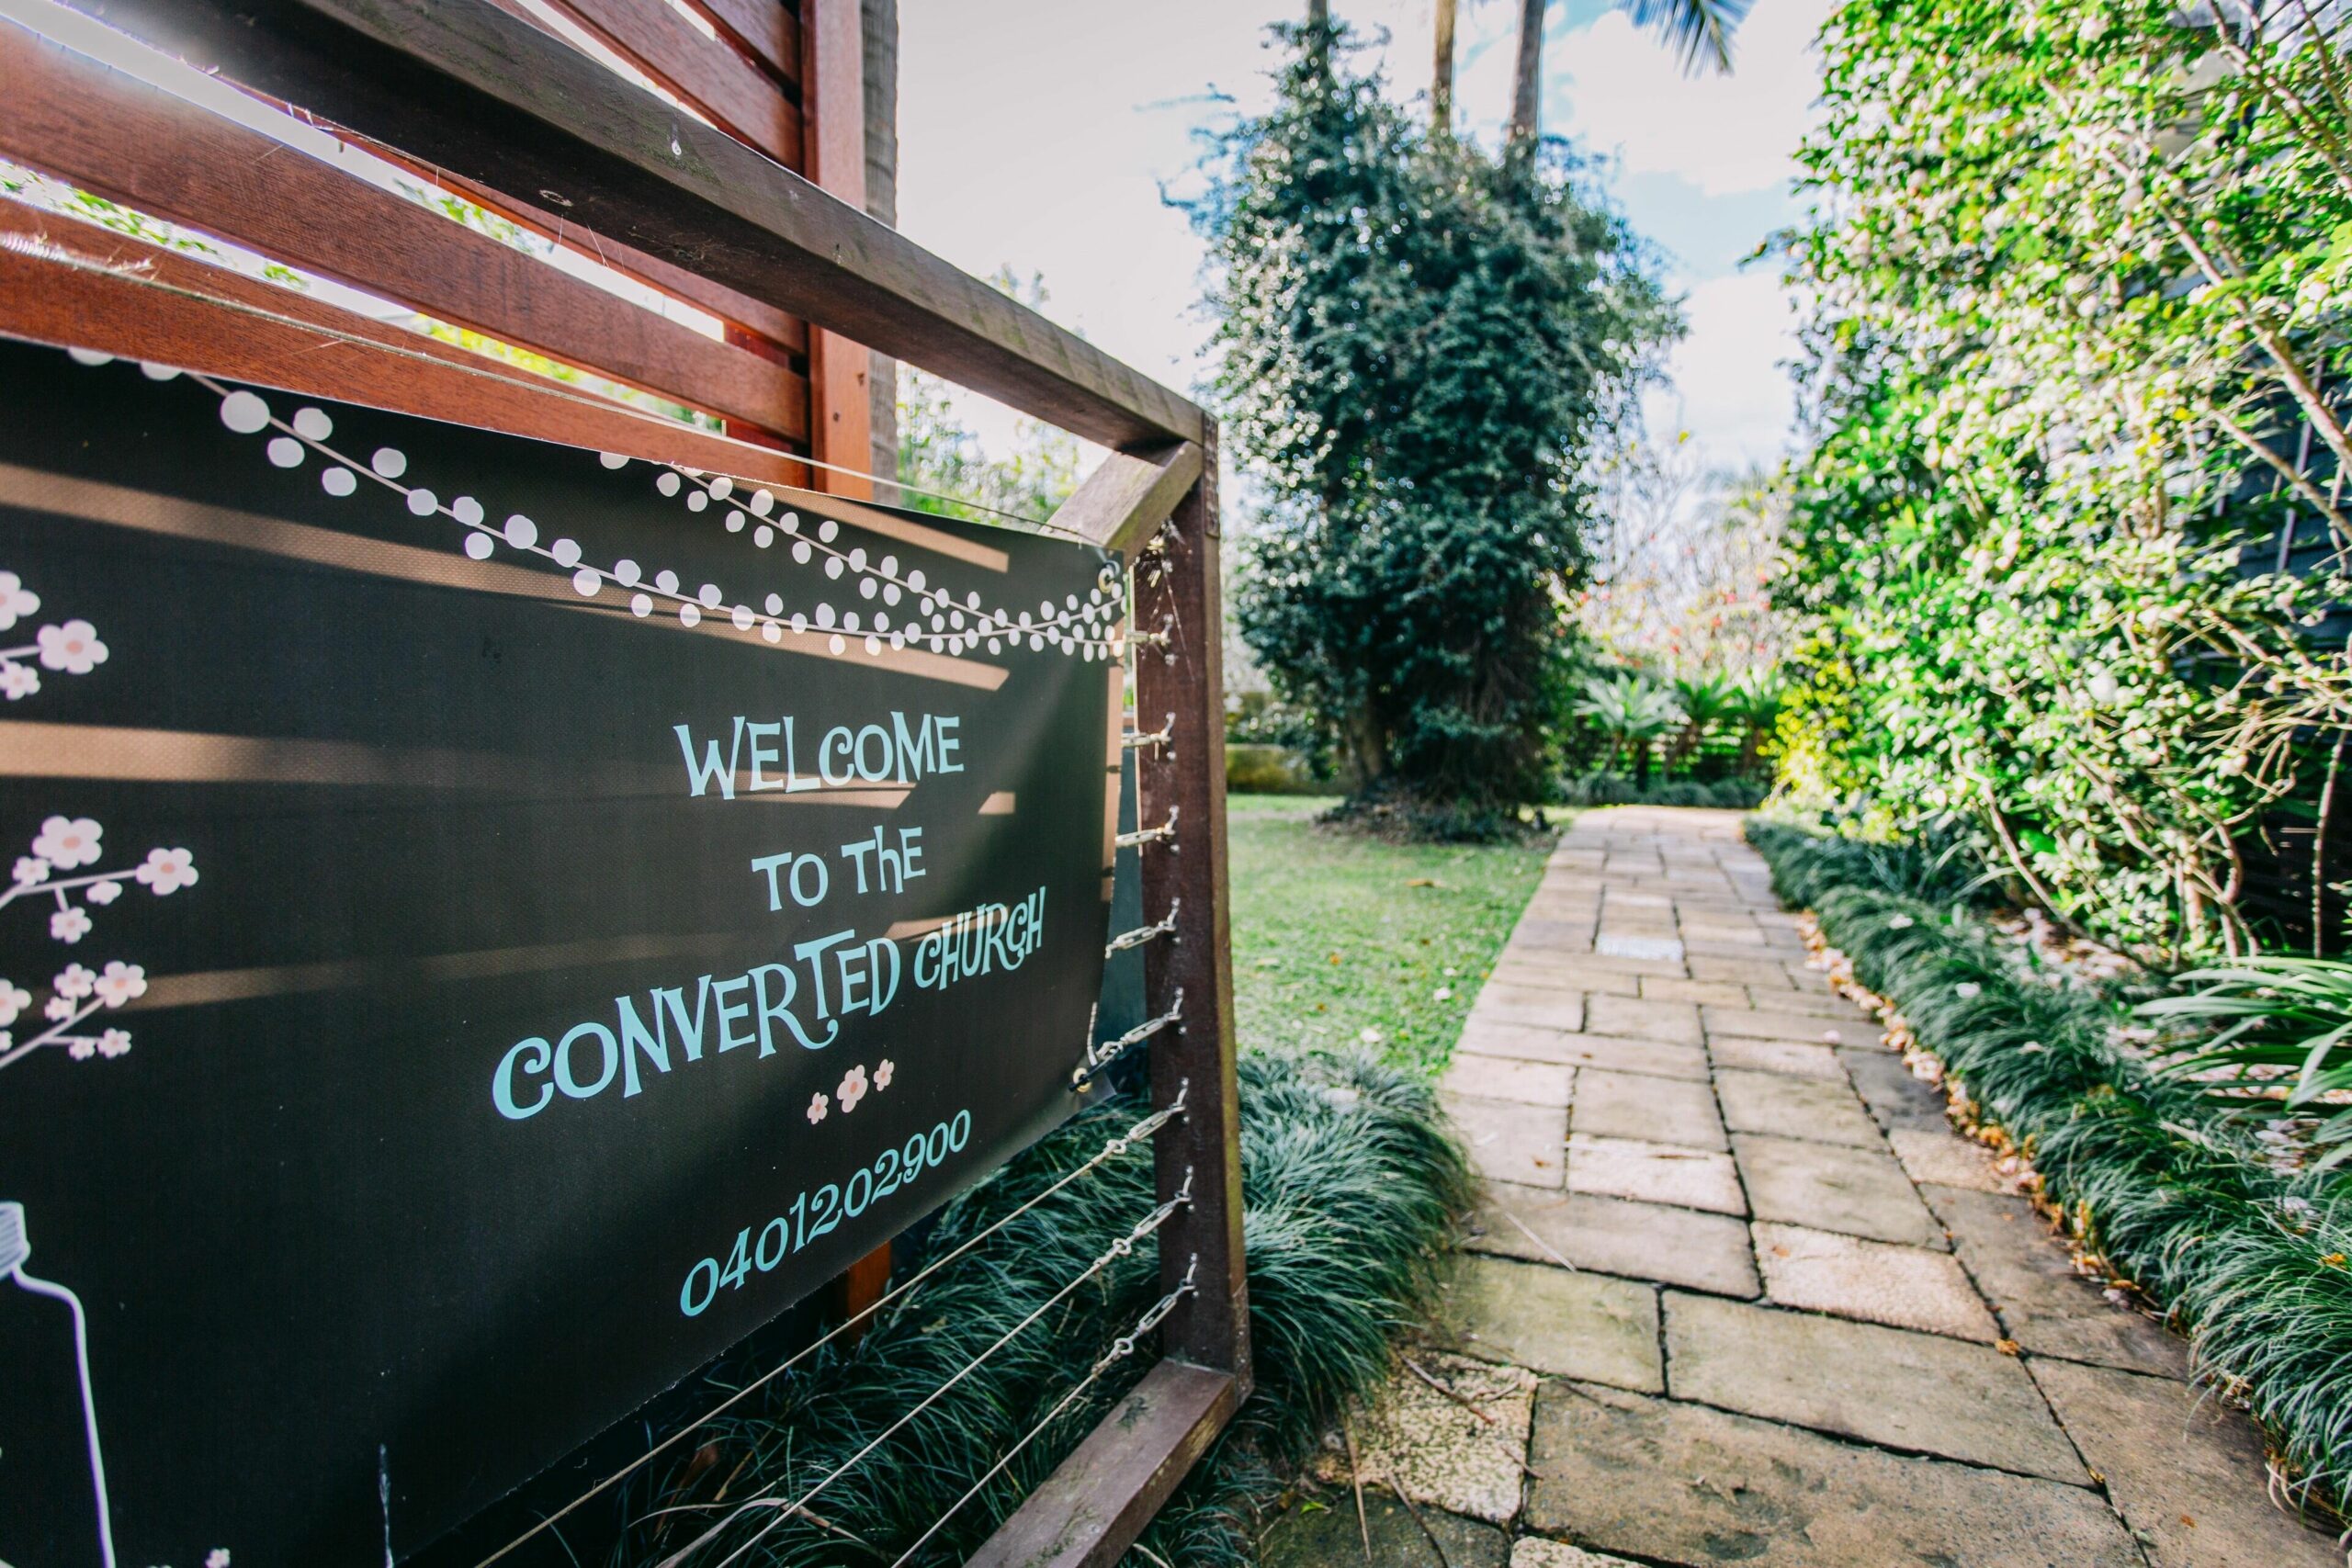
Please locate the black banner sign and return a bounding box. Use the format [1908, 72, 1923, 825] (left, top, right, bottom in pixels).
[0, 337, 1122, 1564]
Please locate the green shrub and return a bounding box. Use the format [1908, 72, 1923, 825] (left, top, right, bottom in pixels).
[609, 1051, 1470, 1566]
[1193, 21, 1676, 826]
[1780, 0, 2352, 962]
[1748, 820, 2352, 1514]
[1559, 774, 1765, 809]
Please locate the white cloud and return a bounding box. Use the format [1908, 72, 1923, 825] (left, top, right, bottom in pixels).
[1545, 0, 1838, 197]
[1645, 269, 1803, 465]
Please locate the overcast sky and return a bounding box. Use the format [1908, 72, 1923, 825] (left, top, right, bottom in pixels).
[897, 0, 1837, 477]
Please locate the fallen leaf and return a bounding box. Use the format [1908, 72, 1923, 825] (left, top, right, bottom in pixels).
[1995, 1338, 2021, 1356]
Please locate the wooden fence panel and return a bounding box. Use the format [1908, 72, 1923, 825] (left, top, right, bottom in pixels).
[0, 17, 809, 441]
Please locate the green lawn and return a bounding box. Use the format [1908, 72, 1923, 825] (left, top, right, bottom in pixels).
[1225, 795, 1555, 1077]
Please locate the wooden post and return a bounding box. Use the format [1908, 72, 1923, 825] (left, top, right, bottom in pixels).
[804, 0, 875, 501]
[1133, 432, 1250, 1386]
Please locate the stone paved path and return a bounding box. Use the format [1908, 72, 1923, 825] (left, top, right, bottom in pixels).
[1264, 807, 2342, 1568]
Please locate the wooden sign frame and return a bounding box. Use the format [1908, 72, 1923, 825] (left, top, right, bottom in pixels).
[0, 1, 1245, 1562]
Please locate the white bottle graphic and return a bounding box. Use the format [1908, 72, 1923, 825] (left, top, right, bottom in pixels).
[0, 1201, 116, 1568]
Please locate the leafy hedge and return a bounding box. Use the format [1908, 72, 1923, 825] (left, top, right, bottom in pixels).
[1779, 0, 2352, 962]
[609, 1050, 1470, 1567]
[1749, 819, 2352, 1511]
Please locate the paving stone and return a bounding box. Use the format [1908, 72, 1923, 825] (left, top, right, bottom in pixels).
[1534, 1033, 1711, 1082]
[1702, 1005, 1861, 1044]
[2032, 1357, 2343, 1566]
[1526, 1381, 2143, 1566]
[1487, 960, 1642, 996]
[1509, 1540, 1638, 1568]
[1752, 1221, 1999, 1341]
[1441, 1053, 1574, 1109]
[1467, 1184, 1758, 1297]
[1733, 1134, 1945, 1247]
[1662, 1292, 2085, 1482]
[1685, 953, 1799, 987]
[1583, 993, 1703, 1045]
[1714, 1069, 1883, 1147]
[1469, 986, 1586, 1032]
[1340, 1352, 1537, 1526]
[1567, 1134, 1745, 1215]
[1709, 1035, 1846, 1078]
[1781, 962, 1840, 993]
[1679, 924, 1768, 949]
[1261, 1495, 1510, 1568]
[1512, 919, 1595, 953]
[1924, 1187, 2188, 1377]
[1457, 1019, 1591, 1066]
[1568, 1069, 1725, 1151]
[1889, 1127, 2009, 1192]
[1442, 1094, 1566, 1189]
[1841, 1047, 1952, 1133]
[1638, 976, 1752, 1006]
[1747, 987, 1872, 1021]
[1446, 1254, 1663, 1393]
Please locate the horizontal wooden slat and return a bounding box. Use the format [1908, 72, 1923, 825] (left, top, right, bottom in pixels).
[0, 203, 820, 490]
[71, 0, 1208, 450]
[547, 0, 800, 168]
[339, 133, 811, 358]
[965, 1360, 1239, 1568]
[693, 0, 799, 88]
[0, 18, 808, 442]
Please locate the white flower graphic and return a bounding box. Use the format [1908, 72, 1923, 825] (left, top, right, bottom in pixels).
[94, 961, 146, 1008]
[0, 570, 40, 629]
[11, 855, 46, 887]
[67, 1037, 94, 1060]
[86, 879, 120, 905]
[806, 1091, 830, 1125]
[32, 816, 102, 869]
[35, 620, 107, 675]
[837, 1064, 869, 1113]
[0, 662, 39, 700]
[0, 981, 28, 1027]
[50, 906, 91, 943]
[96, 1027, 130, 1058]
[42, 996, 73, 1022]
[135, 847, 198, 895]
[209, 1551, 232, 1568]
[53, 964, 95, 999]
[874, 1058, 895, 1091]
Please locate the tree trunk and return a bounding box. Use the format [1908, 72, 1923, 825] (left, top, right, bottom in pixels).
[1432, 0, 1457, 131]
[1509, 0, 1546, 145]
[1307, 0, 1329, 25]
[1634, 736, 1653, 789]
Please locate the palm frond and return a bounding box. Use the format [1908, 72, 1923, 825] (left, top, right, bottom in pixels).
[1624, 0, 1754, 75]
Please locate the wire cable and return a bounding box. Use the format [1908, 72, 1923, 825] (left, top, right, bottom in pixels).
[882, 1259, 1199, 1568]
[472, 1091, 1187, 1566]
[659, 1179, 1195, 1568]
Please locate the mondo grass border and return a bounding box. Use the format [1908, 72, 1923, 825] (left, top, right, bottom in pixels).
[1747, 819, 2352, 1516]
[606, 1049, 1470, 1567]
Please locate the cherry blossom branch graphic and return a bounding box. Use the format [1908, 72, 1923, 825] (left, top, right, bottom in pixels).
[90, 354, 1132, 668]
[0, 567, 109, 703]
[0, 819, 193, 1076]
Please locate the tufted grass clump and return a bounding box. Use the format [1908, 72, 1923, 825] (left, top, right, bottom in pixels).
[606, 1049, 1470, 1567]
[1747, 819, 2352, 1515]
